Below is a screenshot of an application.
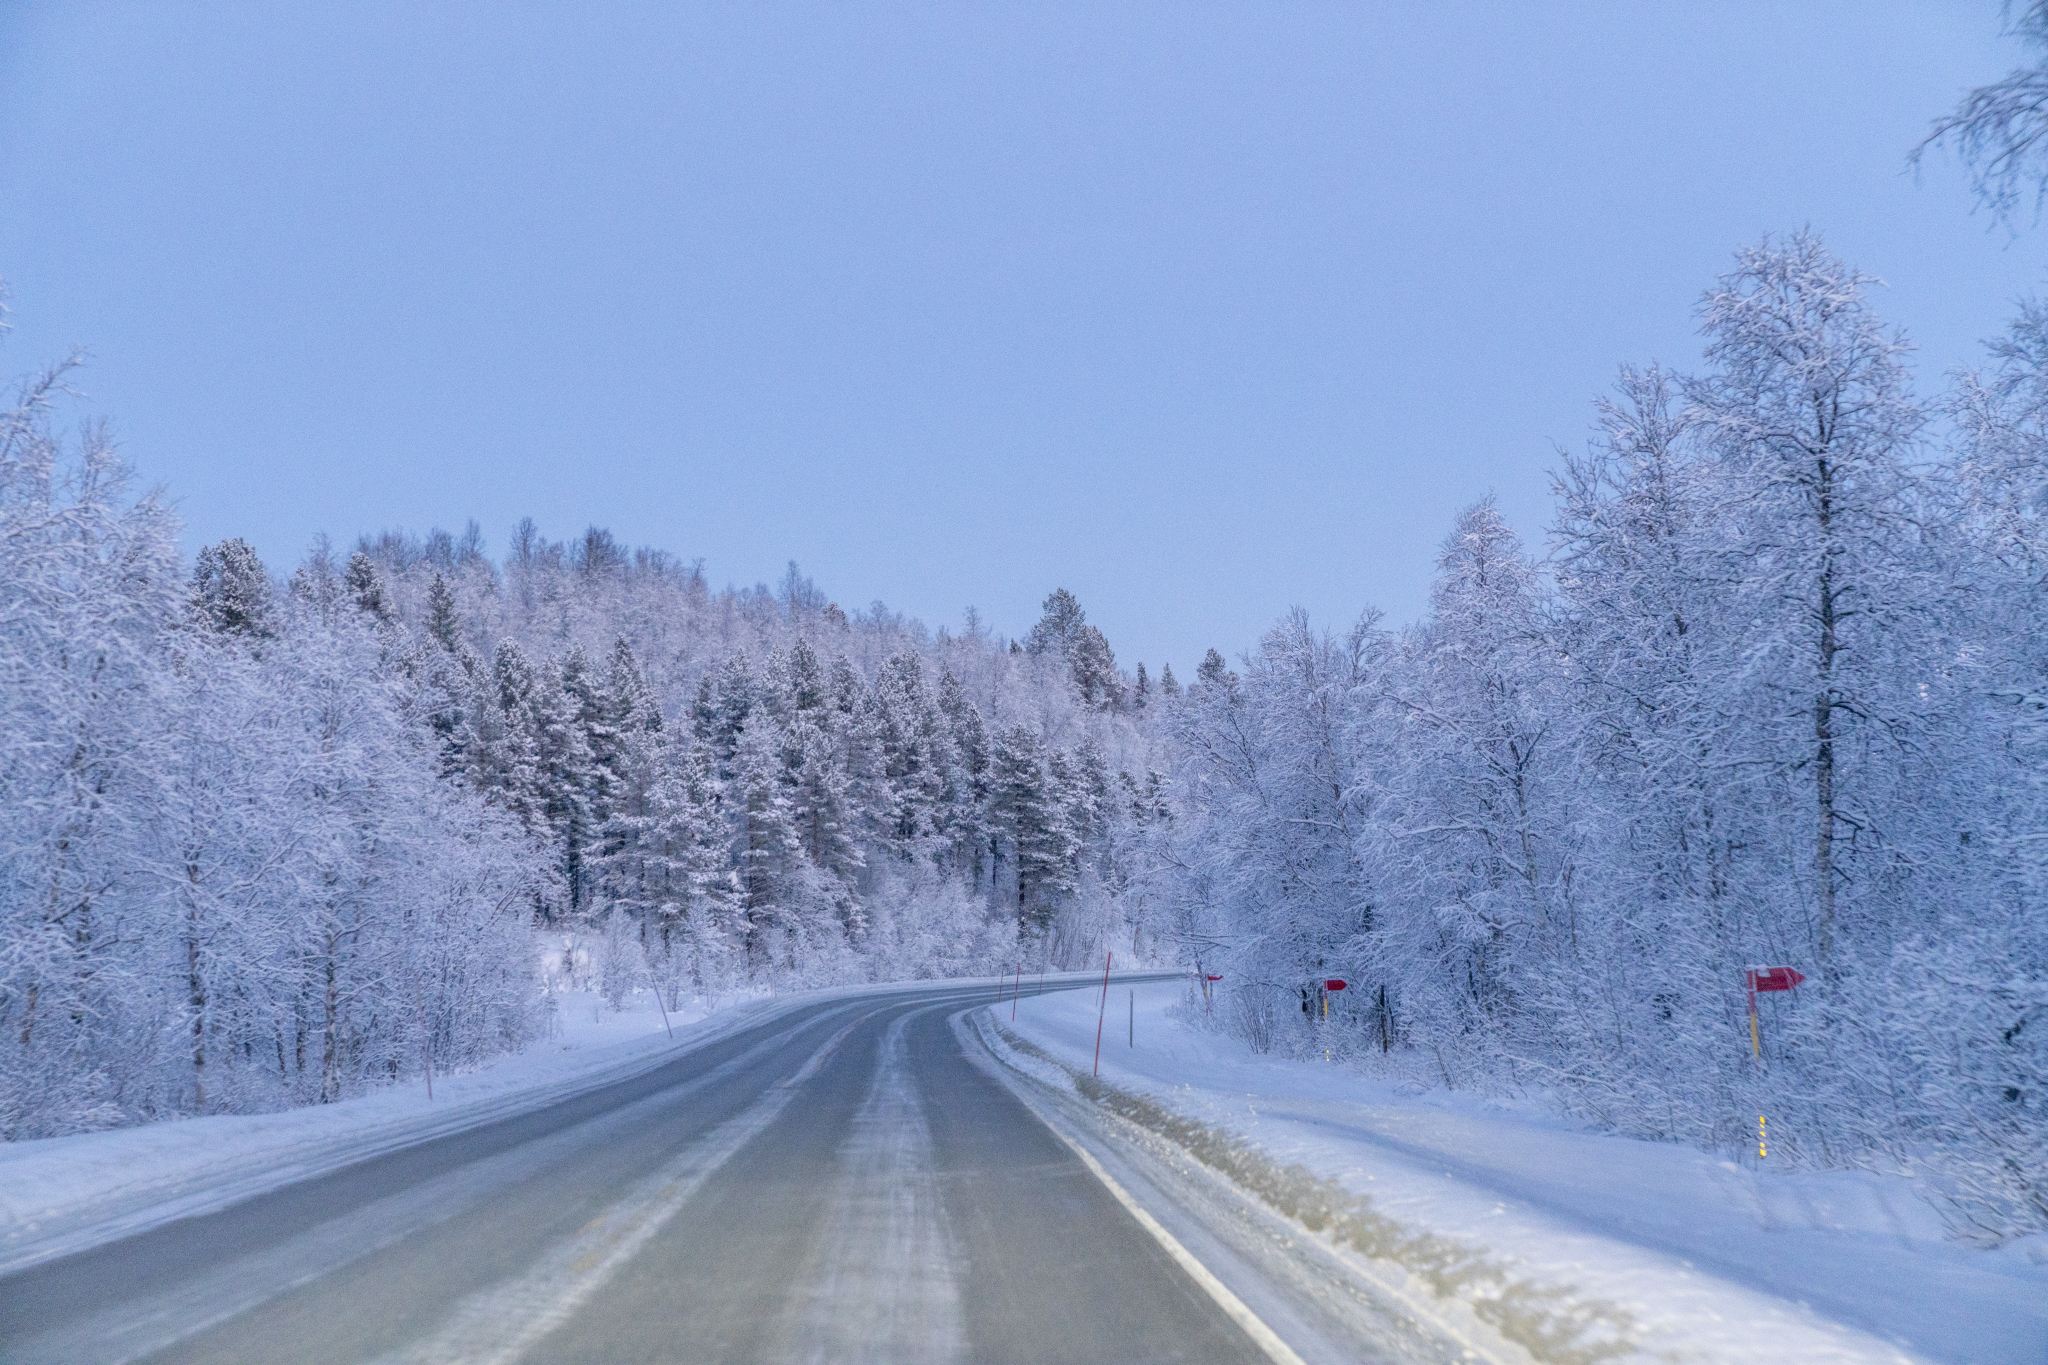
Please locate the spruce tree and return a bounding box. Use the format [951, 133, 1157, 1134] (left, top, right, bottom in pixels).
[937, 669, 992, 879]
[782, 712, 860, 879]
[787, 636, 828, 714]
[1070, 624, 1123, 709]
[601, 727, 737, 954]
[1025, 587, 1087, 656]
[343, 551, 392, 624]
[536, 651, 598, 919]
[420, 644, 482, 778]
[731, 719, 802, 962]
[468, 640, 547, 833]
[708, 653, 755, 774]
[871, 652, 945, 856]
[991, 725, 1070, 934]
[189, 538, 275, 638]
[424, 574, 461, 652]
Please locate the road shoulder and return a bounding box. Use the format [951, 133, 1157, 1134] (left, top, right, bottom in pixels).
[974, 982, 2038, 1365]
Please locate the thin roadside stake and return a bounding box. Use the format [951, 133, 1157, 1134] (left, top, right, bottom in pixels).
[1093, 949, 1113, 1076]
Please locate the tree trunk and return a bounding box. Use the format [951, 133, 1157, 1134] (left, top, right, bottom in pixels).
[185, 881, 206, 1112]
[1815, 689, 1836, 963]
[320, 939, 341, 1102]
[1814, 453, 1839, 964]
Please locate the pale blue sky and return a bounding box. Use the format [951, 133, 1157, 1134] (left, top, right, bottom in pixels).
[0, 2, 2039, 672]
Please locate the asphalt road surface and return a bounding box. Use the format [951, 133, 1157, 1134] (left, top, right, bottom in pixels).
[1, 979, 1286, 1365]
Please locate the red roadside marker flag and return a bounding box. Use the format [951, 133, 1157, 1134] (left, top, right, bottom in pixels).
[1323, 979, 1348, 991]
[1747, 967, 1806, 993]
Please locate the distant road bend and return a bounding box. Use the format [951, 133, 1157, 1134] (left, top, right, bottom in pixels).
[2, 977, 1435, 1365]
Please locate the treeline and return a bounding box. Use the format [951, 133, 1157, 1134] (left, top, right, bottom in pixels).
[335, 538, 1176, 991]
[0, 334, 1175, 1135]
[1164, 234, 2047, 1241]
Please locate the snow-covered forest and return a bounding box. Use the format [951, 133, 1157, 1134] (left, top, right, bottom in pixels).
[2, 232, 2043, 1241]
[0, 328, 1170, 1138]
[1165, 233, 2047, 1242]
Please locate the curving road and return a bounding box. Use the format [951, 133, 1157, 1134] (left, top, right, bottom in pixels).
[1, 978, 1294, 1365]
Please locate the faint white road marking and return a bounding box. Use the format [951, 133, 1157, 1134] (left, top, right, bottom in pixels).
[775, 1011, 963, 1364]
[370, 1010, 873, 1365]
[1050, 1126, 1308, 1365]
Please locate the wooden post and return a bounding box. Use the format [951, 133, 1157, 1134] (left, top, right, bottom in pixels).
[1093, 950, 1113, 1076]
[1012, 962, 1022, 1021]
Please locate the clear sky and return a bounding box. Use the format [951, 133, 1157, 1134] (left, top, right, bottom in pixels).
[0, 2, 2040, 674]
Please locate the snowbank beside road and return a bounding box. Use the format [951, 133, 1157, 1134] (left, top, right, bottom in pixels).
[1001, 980, 2048, 1365]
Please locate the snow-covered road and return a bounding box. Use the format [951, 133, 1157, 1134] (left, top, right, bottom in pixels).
[9, 974, 2035, 1365]
[1, 977, 1292, 1365]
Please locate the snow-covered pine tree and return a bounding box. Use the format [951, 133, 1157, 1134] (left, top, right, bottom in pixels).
[343, 550, 394, 625]
[189, 538, 276, 639]
[731, 717, 802, 965]
[937, 668, 992, 884]
[543, 648, 602, 917]
[1025, 588, 1087, 657]
[422, 573, 460, 650]
[472, 641, 548, 834]
[990, 725, 1071, 937]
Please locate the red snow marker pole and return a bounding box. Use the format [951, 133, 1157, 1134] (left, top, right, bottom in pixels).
[1012, 963, 1022, 1021]
[1744, 965, 1805, 1057]
[1093, 950, 1113, 1076]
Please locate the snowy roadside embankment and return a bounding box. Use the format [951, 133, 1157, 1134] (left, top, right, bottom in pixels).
[998, 981, 2048, 1365]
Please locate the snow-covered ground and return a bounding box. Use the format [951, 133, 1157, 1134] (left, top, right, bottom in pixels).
[0, 984, 774, 1277]
[1000, 980, 2048, 1365]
